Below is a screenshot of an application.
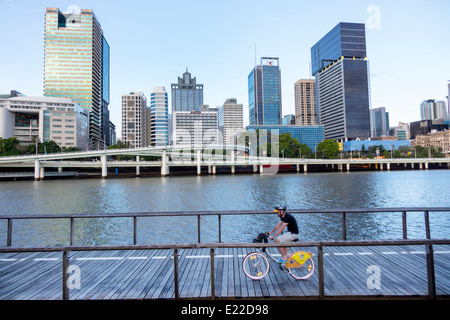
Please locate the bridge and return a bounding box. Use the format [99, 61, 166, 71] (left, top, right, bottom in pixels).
[0, 208, 449, 300]
[0, 145, 449, 180]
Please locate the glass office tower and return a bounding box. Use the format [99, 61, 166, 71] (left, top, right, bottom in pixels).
[311, 23, 370, 141]
[44, 7, 110, 149]
[171, 69, 203, 112]
[248, 57, 282, 125]
[150, 86, 169, 146]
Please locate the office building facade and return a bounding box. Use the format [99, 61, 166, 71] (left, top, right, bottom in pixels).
[122, 92, 147, 148]
[246, 125, 324, 152]
[0, 96, 89, 150]
[150, 86, 169, 146]
[171, 69, 203, 112]
[311, 22, 370, 141]
[248, 57, 282, 126]
[294, 79, 317, 126]
[173, 106, 218, 146]
[44, 7, 110, 149]
[218, 99, 244, 144]
[421, 99, 448, 121]
[370, 107, 390, 138]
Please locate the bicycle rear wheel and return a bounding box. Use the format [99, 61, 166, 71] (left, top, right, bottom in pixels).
[288, 257, 315, 280]
[242, 252, 270, 280]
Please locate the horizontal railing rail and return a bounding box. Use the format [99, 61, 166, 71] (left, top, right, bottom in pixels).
[1, 207, 450, 246]
[1, 239, 449, 300]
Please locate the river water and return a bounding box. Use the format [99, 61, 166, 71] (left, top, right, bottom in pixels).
[0, 170, 449, 246]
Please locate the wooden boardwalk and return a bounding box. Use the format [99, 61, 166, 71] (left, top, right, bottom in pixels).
[1, 244, 449, 300]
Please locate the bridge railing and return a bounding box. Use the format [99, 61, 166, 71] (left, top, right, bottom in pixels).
[0, 239, 449, 300]
[1, 207, 449, 247]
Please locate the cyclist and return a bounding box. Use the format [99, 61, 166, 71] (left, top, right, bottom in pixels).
[268, 204, 299, 263]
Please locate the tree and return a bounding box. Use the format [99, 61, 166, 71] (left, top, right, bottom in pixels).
[279, 133, 312, 158]
[26, 140, 61, 154]
[0, 137, 21, 156]
[316, 139, 340, 159]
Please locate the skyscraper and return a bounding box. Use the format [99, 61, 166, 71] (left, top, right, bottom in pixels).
[122, 92, 147, 148]
[294, 79, 317, 126]
[421, 99, 447, 121]
[171, 69, 203, 112]
[218, 98, 244, 144]
[44, 7, 110, 149]
[248, 57, 282, 125]
[370, 107, 389, 138]
[311, 22, 370, 141]
[150, 86, 169, 146]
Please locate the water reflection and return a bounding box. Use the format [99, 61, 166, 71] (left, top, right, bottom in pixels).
[0, 170, 449, 246]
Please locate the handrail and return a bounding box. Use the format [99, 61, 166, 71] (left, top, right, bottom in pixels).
[1, 239, 448, 300]
[1, 207, 450, 246]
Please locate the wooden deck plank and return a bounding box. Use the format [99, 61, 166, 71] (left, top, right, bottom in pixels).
[1, 245, 449, 300]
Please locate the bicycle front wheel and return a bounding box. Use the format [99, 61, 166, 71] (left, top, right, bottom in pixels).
[242, 252, 270, 280]
[289, 257, 315, 280]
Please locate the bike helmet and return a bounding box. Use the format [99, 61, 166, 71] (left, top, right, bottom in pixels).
[273, 204, 286, 212]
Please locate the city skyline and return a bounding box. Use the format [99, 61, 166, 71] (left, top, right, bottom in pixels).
[0, 0, 449, 139]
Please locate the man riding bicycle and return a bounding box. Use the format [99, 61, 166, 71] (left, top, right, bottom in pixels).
[268, 204, 299, 263]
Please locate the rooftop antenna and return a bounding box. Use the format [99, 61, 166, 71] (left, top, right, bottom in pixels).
[254, 42, 257, 66]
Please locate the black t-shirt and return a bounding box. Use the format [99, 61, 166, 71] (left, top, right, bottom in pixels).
[281, 213, 299, 234]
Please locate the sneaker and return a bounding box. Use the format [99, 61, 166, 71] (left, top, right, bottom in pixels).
[278, 258, 288, 264]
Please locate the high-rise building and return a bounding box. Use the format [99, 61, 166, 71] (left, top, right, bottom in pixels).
[311, 22, 370, 141]
[421, 99, 447, 121]
[248, 57, 282, 126]
[447, 81, 450, 116]
[172, 105, 218, 146]
[218, 98, 244, 144]
[0, 96, 89, 150]
[294, 79, 317, 126]
[370, 107, 390, 138]
[171, 69, 203, 112]
[150, 86, 169, 146]
[122, 92, 147, 148]
[44, 7, 111, 149]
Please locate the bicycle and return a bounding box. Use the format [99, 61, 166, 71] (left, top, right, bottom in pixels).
[242, 232, 315, 281]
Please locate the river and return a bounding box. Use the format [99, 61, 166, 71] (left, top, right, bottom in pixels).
[0, 170, 449, 246]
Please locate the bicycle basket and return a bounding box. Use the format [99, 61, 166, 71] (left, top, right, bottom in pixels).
[253, 233, 268, 243]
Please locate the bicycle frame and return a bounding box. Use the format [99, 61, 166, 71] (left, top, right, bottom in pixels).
[242, 233, 315, 280]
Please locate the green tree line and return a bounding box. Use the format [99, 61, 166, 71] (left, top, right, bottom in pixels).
[0, 137, 81, 157]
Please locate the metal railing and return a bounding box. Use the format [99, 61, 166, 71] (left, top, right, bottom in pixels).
[1, 208, 449, 300]
[0, 239, 449, 300]
[2, 207, 449, 246]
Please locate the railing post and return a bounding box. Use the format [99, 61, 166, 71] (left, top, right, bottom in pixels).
[7, 219, 12, 247]
[173, 248, 179, 299]
[402, 211, 407, 239]
[210, 248, 215, 300]
[62, 250, 69, 300]
[70, 217, 74, 246]
[133, 216, 137, 245]
[424, 211, 431, 239]
[318, 244, 324, 300]
[425, 244, 436, 300]
[342, 212, 347, 240]
[218, 215, 222, 243]
[197, 215, 201, 243]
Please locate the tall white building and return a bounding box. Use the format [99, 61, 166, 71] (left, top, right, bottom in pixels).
[150, 86, 169, 146]
[420, 99, 448, 121]
[173, 105, 218, 146]
[122, 92, 147, 148]
[0, 96, 89, 150]
[218, 98, 243, 144]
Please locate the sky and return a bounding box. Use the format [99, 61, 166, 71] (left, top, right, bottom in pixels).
[0, 0, 449, 139]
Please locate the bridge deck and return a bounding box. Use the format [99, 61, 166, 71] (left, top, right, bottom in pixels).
[1, 245, 449, 300]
